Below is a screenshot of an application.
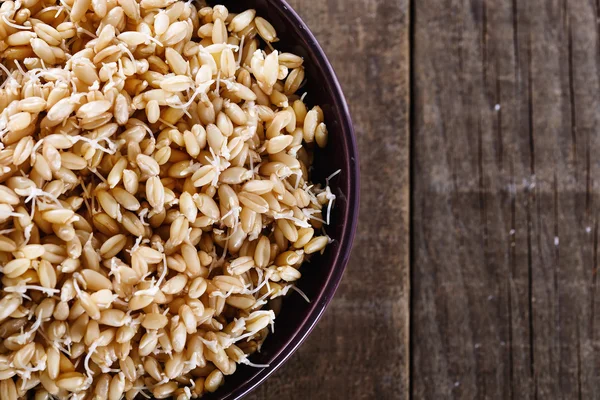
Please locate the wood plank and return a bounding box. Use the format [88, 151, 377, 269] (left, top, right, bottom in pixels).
[413, 0, 600, 398]
[246, 0, 410, 399]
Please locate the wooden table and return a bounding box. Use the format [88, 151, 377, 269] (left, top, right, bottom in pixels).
[248, 0, 409, 398]
[250, 0, 600, 398]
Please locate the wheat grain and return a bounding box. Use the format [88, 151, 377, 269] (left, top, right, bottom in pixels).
[108, 372, 125, 400]
[204, 369, 224, 393]
[0, 2, 336, 396]
[255, 17, 277, 43]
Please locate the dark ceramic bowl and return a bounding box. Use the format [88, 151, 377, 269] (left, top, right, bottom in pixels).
[204, 0, 360, 398]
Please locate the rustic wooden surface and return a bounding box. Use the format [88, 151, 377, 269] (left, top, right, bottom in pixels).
[413, 0, 600, 399]
[246, 0, 410, 399]
[251, 0, 600, 398]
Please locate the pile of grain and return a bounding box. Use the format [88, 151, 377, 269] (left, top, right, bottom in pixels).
[0, 0, 335, 398]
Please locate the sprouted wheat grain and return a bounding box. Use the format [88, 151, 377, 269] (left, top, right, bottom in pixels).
[0, 0, 336, 398]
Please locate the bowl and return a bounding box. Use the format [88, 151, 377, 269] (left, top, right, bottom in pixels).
[203, 0, 360, 398]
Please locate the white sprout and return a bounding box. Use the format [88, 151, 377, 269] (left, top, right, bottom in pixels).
[1, 15, 31, 30]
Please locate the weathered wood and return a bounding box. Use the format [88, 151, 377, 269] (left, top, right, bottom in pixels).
[246, 0, 410, 399]
[413, 0, 600, 398]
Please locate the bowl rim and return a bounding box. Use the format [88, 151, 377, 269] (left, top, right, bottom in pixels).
[218, 1, 360, 399]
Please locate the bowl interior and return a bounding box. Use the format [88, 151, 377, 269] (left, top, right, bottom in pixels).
[200, 1, 359, 398]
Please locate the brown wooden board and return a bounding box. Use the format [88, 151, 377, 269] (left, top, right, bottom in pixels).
[413, 0, 600, 398]
[245, 0, 410, 399]
[12, 0, 600, 398]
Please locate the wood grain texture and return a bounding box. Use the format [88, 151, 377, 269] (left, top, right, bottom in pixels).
[413, 0, 600, 398]
[245, 0, 410, 399]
